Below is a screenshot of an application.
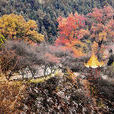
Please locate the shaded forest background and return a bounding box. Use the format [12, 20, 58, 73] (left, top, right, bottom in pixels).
[0, 0, 114, 43]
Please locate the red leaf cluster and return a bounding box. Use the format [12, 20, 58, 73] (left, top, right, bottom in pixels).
[56, 12, 86, 46]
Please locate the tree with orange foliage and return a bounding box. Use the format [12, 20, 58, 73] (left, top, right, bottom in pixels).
[0, 14, 44, 44]
[55, 12, 89, 58]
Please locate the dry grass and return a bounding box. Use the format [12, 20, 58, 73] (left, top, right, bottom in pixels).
[0, 70, 61, 113]
[0, 73, 26, 113]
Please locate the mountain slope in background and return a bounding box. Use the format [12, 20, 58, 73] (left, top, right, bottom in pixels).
[0, 0, 114, 43]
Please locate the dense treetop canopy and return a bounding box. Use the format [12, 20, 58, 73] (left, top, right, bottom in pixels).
[0, 0, 113, 43]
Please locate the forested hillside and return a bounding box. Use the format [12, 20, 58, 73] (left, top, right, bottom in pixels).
[0, 0, 114, 113]
[0, 0, 114, 43]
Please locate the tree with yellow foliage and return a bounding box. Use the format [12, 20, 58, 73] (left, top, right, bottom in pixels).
[0, 14, 44, 44]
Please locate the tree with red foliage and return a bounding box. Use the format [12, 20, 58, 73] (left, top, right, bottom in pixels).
[55, 12, 89, 58]
[55, 12, 87, 45]
[87, 6, 114, 43]
[86, 6, 114, 58]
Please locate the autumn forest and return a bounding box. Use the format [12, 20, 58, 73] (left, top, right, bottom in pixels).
[0, 0, 114, 113]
